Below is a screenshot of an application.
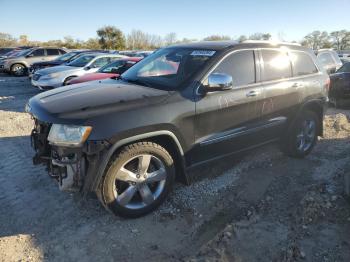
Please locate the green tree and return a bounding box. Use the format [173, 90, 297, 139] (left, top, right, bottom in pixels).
[84, 38, 101, 49]
[249, 33, 271, 40]
[302, 31, 330, 50]
[97, 26, 125, 50]
[330, 30, 350, 50]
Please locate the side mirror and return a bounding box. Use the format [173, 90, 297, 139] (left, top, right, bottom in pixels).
[84, 66, 91, 70]
[205, 73, 233, 92]
[26, 53, 34, 58]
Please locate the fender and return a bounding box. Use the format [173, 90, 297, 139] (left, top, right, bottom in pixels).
[85, 130, 188, 193]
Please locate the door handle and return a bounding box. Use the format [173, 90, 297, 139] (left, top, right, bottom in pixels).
[292, 83, 303, 88]
[246, 90, 258, 97]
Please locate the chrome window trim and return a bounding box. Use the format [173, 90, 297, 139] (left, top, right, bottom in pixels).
[196, 47, 322, 96]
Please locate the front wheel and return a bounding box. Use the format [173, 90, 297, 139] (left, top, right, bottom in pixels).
[99, 142, 175, 218]
[281, 110, 319, 158]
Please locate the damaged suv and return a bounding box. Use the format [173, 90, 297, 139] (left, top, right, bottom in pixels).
[27, 41, 329, 217]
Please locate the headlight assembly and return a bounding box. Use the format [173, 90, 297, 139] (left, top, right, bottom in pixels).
[48, 124, 92, 147]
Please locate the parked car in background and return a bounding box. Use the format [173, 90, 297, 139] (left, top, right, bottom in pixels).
[340, 57, 350, 65]
[29, 49, 112, 76]
[31, 53, 126, 89]
[66, 57, 142, 85]
[0, 46, 33, 59]
[329, 62, 350, 107]
[27, 41, 328, 217]
[316, 49, 343, 74]
[0, 47, 16, 58]
[2, 47, 67, 76]
[119, 50, 153, 57]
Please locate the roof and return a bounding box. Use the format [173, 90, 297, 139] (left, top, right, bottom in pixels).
[170, 40, 308, 51]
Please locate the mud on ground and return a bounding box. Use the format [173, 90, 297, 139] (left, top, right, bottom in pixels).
[0, 74, 349, 262]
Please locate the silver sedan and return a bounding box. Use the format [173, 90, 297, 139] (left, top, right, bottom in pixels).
[31, 53, 126, 89]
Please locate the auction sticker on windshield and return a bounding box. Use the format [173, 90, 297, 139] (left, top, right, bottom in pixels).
[190, 50, 216, 56]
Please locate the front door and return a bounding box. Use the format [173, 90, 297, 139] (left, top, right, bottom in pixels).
[191, 49, 263, 165]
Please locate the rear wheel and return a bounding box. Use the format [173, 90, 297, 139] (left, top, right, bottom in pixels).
[99, 142, 175, 218]
[11, 64, 26, 76]
[281, 110, 319, 158]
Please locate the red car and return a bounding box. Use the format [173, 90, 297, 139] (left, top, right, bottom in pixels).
[67, 57, 142, 85]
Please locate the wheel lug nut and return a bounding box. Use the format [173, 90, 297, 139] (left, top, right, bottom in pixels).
[136, 175, 140, 179]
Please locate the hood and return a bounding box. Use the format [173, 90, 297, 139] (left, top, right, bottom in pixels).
[36, 65, 78, 75]
[68, 72, 117, 85]
[27, 79, 170, 124]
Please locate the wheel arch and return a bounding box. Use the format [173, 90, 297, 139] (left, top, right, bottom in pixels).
[90, 130, 189, 194]
[299, 99, 325, 136]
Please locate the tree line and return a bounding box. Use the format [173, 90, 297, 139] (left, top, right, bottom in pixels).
[1, 26, 350, 51]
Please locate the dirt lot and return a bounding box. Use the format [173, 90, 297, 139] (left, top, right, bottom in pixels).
[0, 73, 349, 262]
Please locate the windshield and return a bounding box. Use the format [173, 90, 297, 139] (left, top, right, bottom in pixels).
[67, 54, 96, 67]
[121, 48, 215, 89]
[13, 49, 32, 57]
[56, 52, 78, 62]
[99, 59, 136, 74]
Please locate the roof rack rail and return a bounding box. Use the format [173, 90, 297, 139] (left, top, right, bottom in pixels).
[242, 40, 301, 46]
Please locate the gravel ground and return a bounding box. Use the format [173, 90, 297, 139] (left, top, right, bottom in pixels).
[0, 73, 349, 262]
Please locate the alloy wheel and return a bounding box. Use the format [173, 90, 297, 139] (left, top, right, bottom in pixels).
[296, 119, 316, 152]
[113, 154, 167, 209]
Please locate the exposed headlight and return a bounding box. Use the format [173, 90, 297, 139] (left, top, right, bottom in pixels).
[48, 124, 92, 147]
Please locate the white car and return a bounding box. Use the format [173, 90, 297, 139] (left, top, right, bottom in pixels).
[31, 53, 126, 89]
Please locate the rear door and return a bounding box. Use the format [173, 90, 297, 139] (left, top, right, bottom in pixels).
[192, 49, 264, 164]
[257, 48, 296, 140]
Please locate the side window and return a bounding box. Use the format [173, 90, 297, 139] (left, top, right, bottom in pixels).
[212, 50, 255, 86]
[291, 51, 318, 76]
[46, 49, 60, 56]
[261, 49, 292, 81]
[31, 49, 45, 57]
[318, 53, 335, 65]
[91, 57, 111, 67]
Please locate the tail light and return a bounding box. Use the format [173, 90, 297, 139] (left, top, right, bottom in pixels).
[325, 77, 330, 93]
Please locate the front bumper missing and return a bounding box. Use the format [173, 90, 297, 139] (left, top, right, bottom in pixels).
[30, 120, 109, 193]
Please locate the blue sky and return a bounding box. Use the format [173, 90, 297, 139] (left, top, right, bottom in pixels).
[0, 0, 349, 42]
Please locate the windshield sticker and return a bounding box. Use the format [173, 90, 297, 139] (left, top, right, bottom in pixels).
[190, 50, 216, 56]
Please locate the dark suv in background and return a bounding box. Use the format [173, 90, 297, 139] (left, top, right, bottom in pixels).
[27, 41, 328, 217]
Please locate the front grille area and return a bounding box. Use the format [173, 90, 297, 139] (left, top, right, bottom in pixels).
[31, 119, 51, 165]
[32, 73, 41, 81]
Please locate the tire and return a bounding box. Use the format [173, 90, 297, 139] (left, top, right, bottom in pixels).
[11, 64, 27, 76]
[281, 110, 319, 158]
[99, 142, 175, 218]
[63, 76, 76, 86]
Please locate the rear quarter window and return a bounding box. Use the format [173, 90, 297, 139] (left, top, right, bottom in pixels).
[290, 51, 318, 76]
